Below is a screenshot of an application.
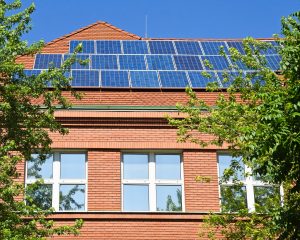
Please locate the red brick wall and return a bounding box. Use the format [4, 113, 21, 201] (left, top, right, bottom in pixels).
[88, 150, 121, 211]
[183, 151, 220, 212]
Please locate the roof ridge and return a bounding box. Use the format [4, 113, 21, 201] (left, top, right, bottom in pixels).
[46, 21, 141, 47]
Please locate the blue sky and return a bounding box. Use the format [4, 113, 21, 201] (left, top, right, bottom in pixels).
[19, 0, 299, 43]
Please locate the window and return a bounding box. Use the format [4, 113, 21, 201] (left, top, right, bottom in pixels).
[122, 153, 184, 212]
[218, 154, 281, 212]
[26, 152, 87, 211]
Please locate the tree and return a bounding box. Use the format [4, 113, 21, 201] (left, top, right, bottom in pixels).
[168, 11, 300, 239]
[0, 0, 84, 239]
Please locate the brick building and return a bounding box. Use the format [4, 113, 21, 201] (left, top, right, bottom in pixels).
[18, 22, 280, 239]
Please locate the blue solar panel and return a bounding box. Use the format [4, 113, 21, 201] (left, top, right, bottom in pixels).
[96, 41, 122, 54]
[69, 40, 95, 54]
[217, 71, 242, 88]
[119, 55, 146, 70]
[201, 56, 230, 70]
[24, 69, 42, 77]
[201, 41, 229, 55]
[34, 54, 62, 69]
[130, 71, 160, 88]
[122, 41, 149, 54]
[188, 71, 220, 88]
[174, 55, 203, 70]
[260, 41, 279, 55]
[71, 70, 99, 87]
[226, 41, 245, 54]
[228, 56, 249, 70]
[148, 41, 175, 54]
[101, 71, 129, 87]
[91, 55, 118, 70]
[174, 41, 203, 55]
[63, 54, 90, 69]
[245, 71, 265, 86]
[265, 55, 281, 70]
[146, 55, 175, 70]
[159, 71, 190, 88]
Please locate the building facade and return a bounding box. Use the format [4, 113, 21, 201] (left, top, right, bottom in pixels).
[17, 22, 280, 239]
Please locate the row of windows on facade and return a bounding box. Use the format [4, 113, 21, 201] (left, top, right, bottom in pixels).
[25, 152, 280, 213]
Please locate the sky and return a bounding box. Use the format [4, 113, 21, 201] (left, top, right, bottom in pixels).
[16, 0, 300, 43]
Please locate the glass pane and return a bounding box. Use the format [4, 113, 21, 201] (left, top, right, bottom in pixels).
[123, 185, 149, 211]
[27, 154, 53, 179]
[156, 155, 181, 180]
[218, 155, 244, 181]
[59, 184, 85, 211]
[221, 186, 247, 212]
[60, 154, 86, 179]
[26, 184, 52, 210]
[123, 154, 148, 179]
[156, 186, 182, 211]
[254, 186, 280, 213]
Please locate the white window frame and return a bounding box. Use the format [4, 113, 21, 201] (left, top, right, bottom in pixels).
[25, 151, 88, 212]
[121, 151, 185, 212]
[217, 153, 283, 212]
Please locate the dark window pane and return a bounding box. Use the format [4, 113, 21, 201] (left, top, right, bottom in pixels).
[254, 186, 280, 213]
[156, 154, 181, 180]
[26, 184, 52, 210]
[60, 154, 86, 179]
[221, 186, 247, 212]
[123, 154, 148, 179]
[59, 184, 85, 211]
[27, 154, 53, 179]
[156, 186, 182, 211]
[123, 185, 149, 211]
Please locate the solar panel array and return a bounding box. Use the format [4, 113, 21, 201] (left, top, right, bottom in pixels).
[29, 40, 281, 88]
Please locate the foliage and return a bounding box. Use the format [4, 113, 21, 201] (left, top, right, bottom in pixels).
[0, 0, 84, 239]
[168, 11, 300, 239]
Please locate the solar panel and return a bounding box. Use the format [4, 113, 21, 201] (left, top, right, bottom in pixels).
[96, 41, 122, 54]
[69, 40, 95, 54]
[146, 55, 175, 70]
[159, 71, 190, 88]
[119, 55, 146, 70]
[228, 56, 249, 70]
[101, 71, 129, 87]
[174, 55, 203, 70]
[188, 71, 220, 88]
[148, 41, 175, 54]
[201, 41, 229, 55]
[201, 56, 230, 70]
[260, 41, 279, 55]
[24, 69, 42, 77]
[63, 54, 90, 69]
[130, 71, 160, 88]
[217, 71, 242, 88]
[174, 41, 203, 55]
[34, 54, 62, 69]
[265, 55, 281, 70]
[122, 41, 149, 54]
[226, 41, 245, 54]
[91, 55, 118, 70]
[71, 70, 99, 87]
